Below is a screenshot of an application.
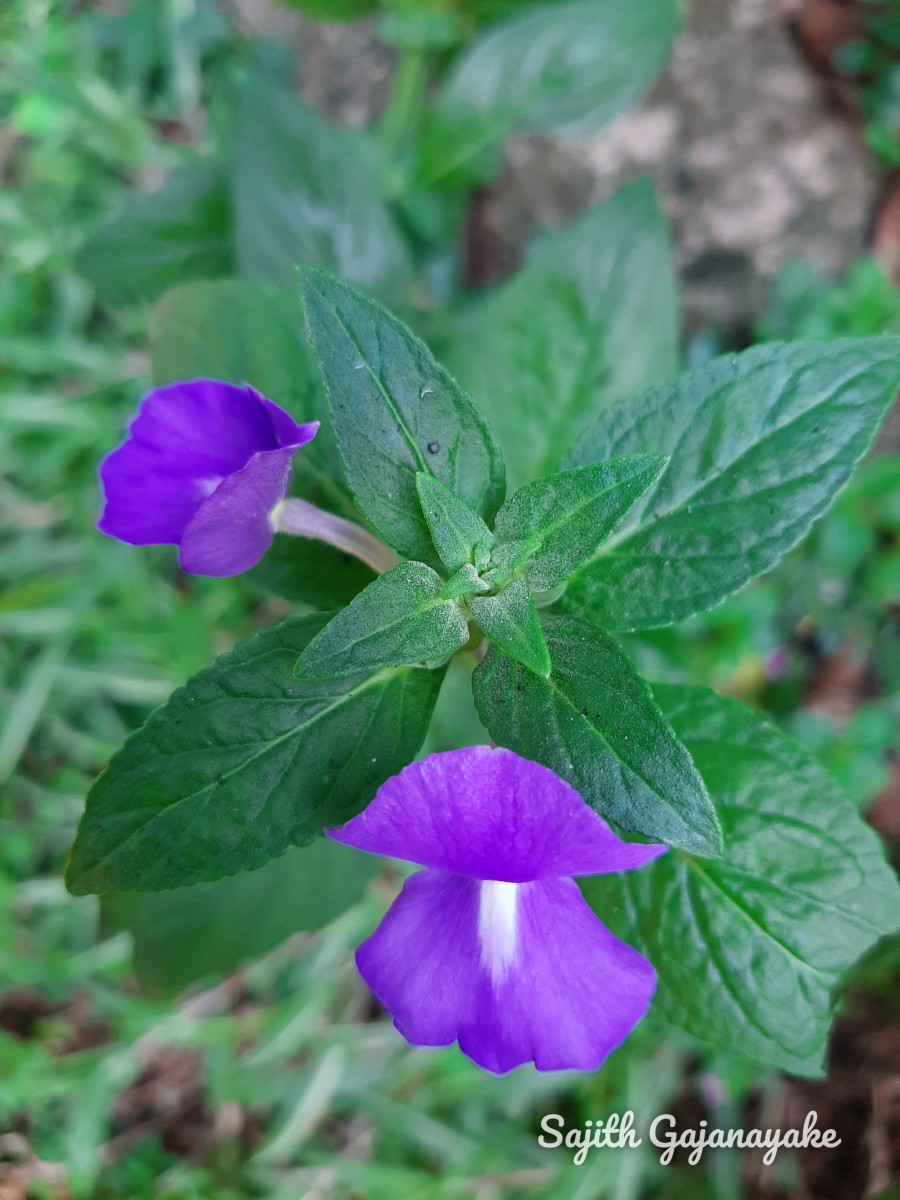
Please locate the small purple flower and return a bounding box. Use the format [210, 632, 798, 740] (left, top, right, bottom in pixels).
[329, 746, 665, 1074]
[98, 379, 318, 577]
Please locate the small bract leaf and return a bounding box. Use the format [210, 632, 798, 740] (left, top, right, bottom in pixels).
[469, 580, 551, 678]
[416, 472, 494, 573]
[441, 563, 489, 600]
[298, 562, 470, 679]
[493, 455, 667, 590]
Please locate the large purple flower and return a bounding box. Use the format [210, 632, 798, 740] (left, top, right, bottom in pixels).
[99, 379, 318, 577]
[329, 746, 665, 1074]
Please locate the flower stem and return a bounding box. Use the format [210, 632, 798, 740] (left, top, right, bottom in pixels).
[273, 498, 401, 576]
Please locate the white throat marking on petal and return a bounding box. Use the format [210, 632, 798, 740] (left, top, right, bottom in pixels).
[478, 880, 519, 986]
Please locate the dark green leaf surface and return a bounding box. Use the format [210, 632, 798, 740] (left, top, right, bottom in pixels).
[444, 183, 679, 490]
[585, 685, 900, 1075]
[472, 613, 722, 856]
[234, 77, 413, 305]
[246, 534, 375, 611]
[565, 339, 900, 630]
[437, 0, 679, 137]
[416, 472, 493, 572]
[297, 563, 469, 678]
[77, 163, 232, 305]
[66, 616, 442, 895]
[103, 839, 378, 993]
[469, 579, 550, 678]
[493, 456, 666, 590]
[300, 268, 505, 561]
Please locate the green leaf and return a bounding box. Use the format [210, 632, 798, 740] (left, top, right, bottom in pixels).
[493, 455, 667, 591]
[246, 534, 375, 611]
[482, 535, 541, 587]
[565, 339, 900, 630]
[472, 613, 722, 856]
[441, 563, 489, 600]
[76, 163, 232, 305]
[416, 472, 493, 573]
[300, 268, 506, 561]
[443, 183, 678, 491]
[66, 615, 442, 895]
[530, 178, 680, 412]
[297, 563, 469, 679]
[436, 0, 679, 137]
[233, 76, 413, 306]
[102, 839, 378, 994]
[584, 685, 900, 1076]
[469, 579, 550, 678]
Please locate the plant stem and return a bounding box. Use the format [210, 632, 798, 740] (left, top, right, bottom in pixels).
[273, 498, 401, 576]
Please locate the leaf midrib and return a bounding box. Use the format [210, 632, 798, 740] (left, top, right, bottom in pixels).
[329, 304, 431, 476]
[80, 667, 400, 877]
[582, 359, 880, 566]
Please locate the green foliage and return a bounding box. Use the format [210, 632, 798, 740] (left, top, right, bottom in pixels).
[76, 164, 233, 305]
[565, 339, 900, 630]
[5, 1, 900, 1192]
[473, 614, 723, 856]
[444, 181, 680, 490]
[67, 616, 443, 894]
[468, 579, 550, 677]
[104, 839, 380, 993]
[492, 457, 667, 592]
[300, 268, 506, 561]
[416, 471, 494, 573]
[233, 76, 414, 304]
[297, 562, 470, 677]
[436, 0, 679, 137]
[586, 685, 900, 1076]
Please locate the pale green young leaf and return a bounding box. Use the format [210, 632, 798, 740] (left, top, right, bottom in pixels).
[469, 579, 550, 678]
[493, 455, 666, 591]
[416, 471, 494, 573]
[441, 563, 489, 600]
[297, 563, 469, 679]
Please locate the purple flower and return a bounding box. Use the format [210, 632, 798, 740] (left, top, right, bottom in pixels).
[98, 379, 318, 577]
[329, 746, 665, 1074]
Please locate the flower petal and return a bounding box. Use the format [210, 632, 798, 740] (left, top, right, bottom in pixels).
[98, 379, 317, 557]
[98, 438, 213, 546]
[356, 869, 656, 1074]
[178, 445, 297, 577]
[329, 746, 665, 880]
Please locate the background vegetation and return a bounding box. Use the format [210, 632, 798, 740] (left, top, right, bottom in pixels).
[1, 1, 898, 1196]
